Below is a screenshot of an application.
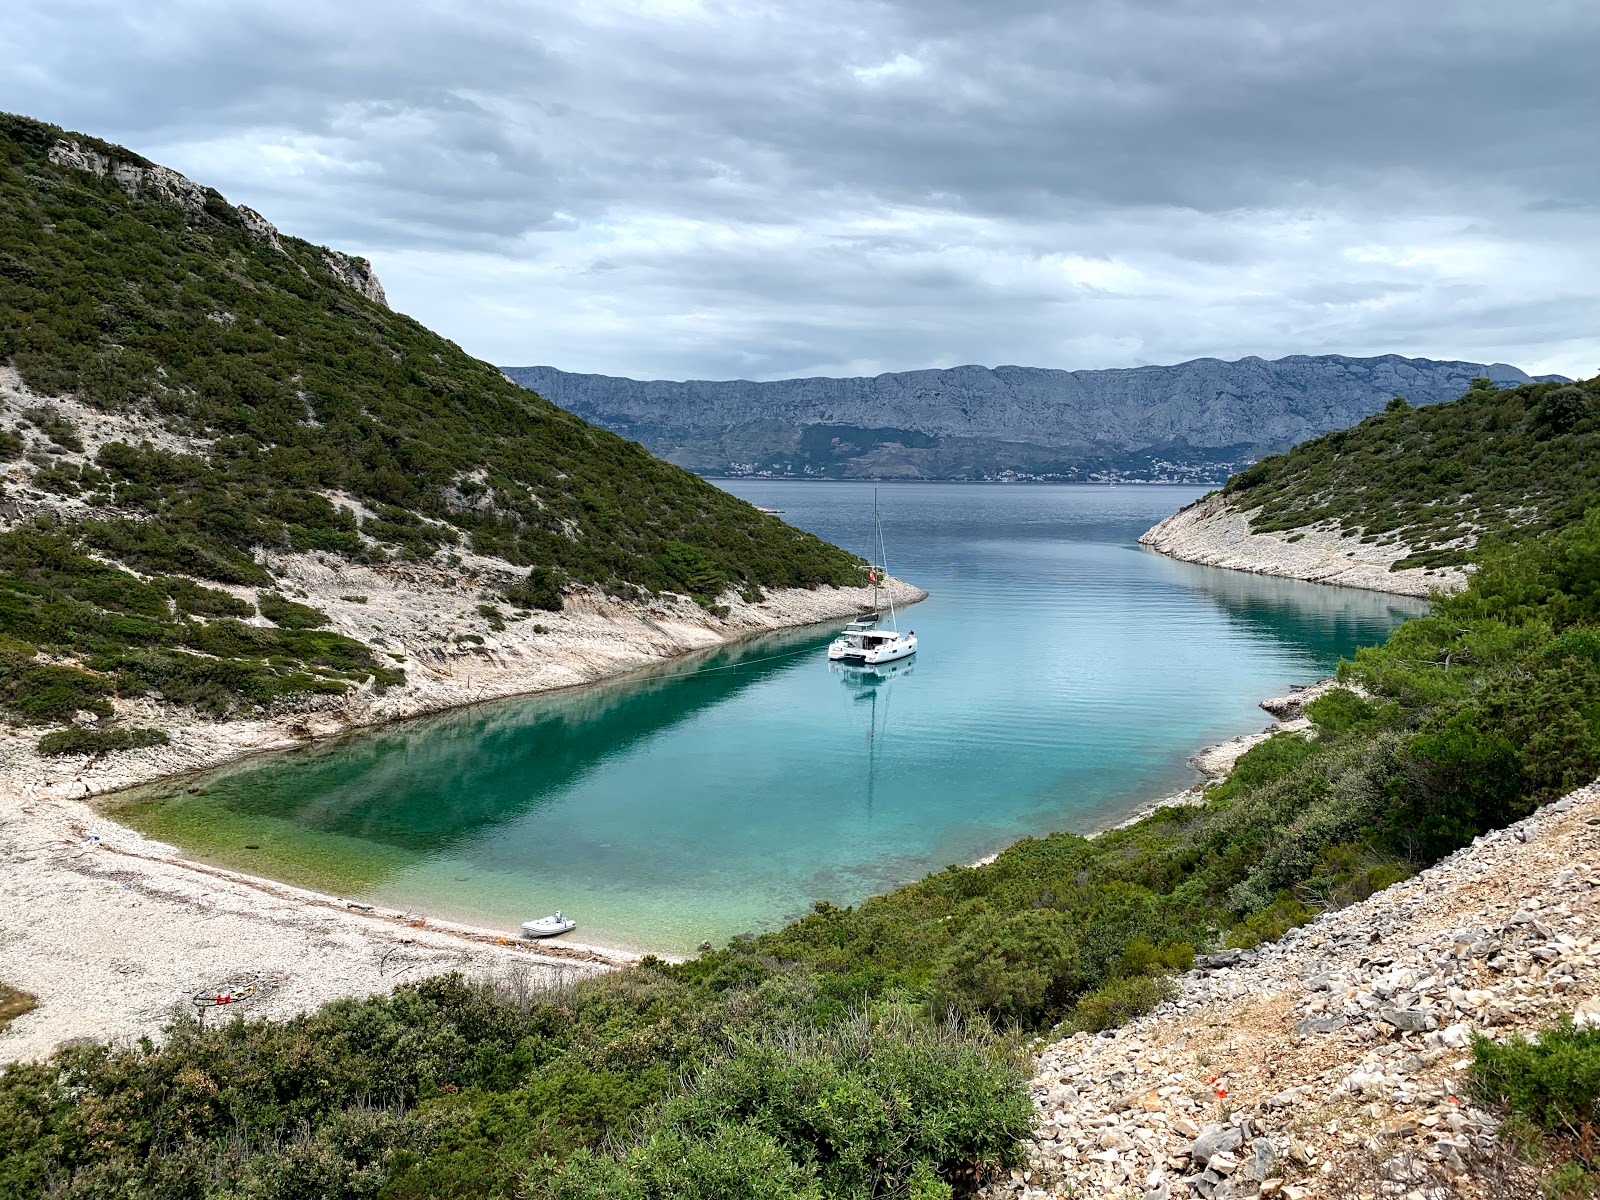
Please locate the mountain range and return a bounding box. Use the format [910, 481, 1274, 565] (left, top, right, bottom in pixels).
[504, 357, 1568, 483]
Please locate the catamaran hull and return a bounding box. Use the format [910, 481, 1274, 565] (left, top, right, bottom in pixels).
[829, 637, 918, 664]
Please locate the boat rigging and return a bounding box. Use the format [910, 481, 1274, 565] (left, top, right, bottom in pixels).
[828, 489, 917, 665]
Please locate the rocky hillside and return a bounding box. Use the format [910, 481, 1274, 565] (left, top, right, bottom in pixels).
[1142, 373, 1600, 596]
[503, 357, 1564, 482]
[990, 780, 1600, 1200]
[0, 114, 880, 759]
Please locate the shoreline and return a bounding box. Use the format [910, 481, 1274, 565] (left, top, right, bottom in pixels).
[3, 666, 1347, 1064]
[1139, 492, 1468, 598]
[0, 580, 924, 1063]
[3, 592, 1363, 1068]
[966, 678, 1337, 867]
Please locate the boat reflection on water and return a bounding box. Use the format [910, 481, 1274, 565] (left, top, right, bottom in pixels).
[829, 657, 916, 695]
[829, 658, 915, 811]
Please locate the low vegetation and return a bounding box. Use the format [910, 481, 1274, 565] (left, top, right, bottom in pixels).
[0, 112, 861, 603]
[1224, 375, 1600, 568]
[1473, 1020, 1600, 1197]
[5, 499, 1600, 1196]
[0, 524, 401, 729]
[4, 110, 1600, 1200]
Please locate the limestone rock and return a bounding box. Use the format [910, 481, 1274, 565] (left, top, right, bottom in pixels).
[321, 249, 389, 309]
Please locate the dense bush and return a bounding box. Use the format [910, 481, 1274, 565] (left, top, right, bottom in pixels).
[1471, 1020, 1600, 1195]
[0, 972, 1024, 1200]
[550, 1014, 1030, 1200]
[1472, 1021, 1600, 1135]
[257, 591, 331, 629]
[37, 725, 168, 756]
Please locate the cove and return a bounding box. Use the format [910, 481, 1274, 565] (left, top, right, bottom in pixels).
[108, 483, 1427, 953]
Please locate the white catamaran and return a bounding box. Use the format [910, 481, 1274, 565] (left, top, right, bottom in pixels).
[828, 490, 918, 664]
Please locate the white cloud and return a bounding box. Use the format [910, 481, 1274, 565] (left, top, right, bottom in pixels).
[2, 0, 1598, 381]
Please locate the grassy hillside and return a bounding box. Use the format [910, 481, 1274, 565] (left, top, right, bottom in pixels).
[1222, 374, 1600, 569]
[0, 114, 862, 744]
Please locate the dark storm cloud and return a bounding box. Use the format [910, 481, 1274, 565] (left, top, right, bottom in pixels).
[3, 0, 1598, 379]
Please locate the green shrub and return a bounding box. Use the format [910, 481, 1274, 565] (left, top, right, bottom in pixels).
[161, 576, 253, 618]
[1472, 1022, 1600, 1134]
[37, 725, 168, 755]
[504, 566, 564, 612]
[552, 1013, 1029, 1200]
[0, 656, 113, 723]
[1065, 975, 1174, 1034]
[1227, 374, 1600, 566]
[258, 592, 331, 629]
[931, 908, 1080, 1023]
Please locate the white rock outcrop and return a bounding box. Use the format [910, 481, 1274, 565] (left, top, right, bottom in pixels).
[46, 138, 388, 309]
[1140, 494, 1467, 599]
[320, 248, 389, 307]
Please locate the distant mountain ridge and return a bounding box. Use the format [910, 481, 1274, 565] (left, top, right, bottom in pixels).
[503, 356, 1568, 483]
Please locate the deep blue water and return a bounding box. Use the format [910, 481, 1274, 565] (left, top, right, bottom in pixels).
[112, 483, 1425, 952]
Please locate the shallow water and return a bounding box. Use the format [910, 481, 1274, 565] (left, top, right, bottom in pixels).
[111, 483, 1426, 953]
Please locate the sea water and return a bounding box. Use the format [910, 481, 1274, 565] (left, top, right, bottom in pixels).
[109, 483, 1426, 952]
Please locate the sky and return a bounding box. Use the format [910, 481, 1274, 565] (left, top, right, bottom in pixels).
[4, 0, 1600, 382]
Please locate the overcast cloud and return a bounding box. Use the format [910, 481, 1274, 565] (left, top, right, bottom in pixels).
[4, 0, 1599, 380]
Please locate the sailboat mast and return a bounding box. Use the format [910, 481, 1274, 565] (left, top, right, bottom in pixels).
[871, 487, 879, 613]
[875, 487, 899, 632]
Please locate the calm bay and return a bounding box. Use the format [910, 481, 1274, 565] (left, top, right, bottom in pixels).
[109, 483, 1426, 953]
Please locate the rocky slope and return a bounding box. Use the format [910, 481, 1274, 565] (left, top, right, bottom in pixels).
[989, 779, 1600, 1200]
[1139, 494, 1468, 598]
[504, 357, 1562, 482]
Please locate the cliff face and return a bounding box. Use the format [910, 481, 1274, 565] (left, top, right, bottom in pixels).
[504, 357, 1564, 481]
[1139, 494, 1468, 598]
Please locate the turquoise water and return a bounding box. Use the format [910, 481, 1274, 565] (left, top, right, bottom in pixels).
[111, 483, 1426, 953]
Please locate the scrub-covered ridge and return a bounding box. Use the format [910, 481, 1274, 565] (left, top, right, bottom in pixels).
[1224, 375, 1600, 570]
[0, 114, 866, 751]
[1141, 374, 1600, 595]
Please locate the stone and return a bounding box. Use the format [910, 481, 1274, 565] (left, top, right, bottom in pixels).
[1380, 1008, 1436, 1033]
[1191, 1124, 1245, 1166]
[1245, 1137, 1280, 1182]
[1295, 1013, 1348, 1035]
